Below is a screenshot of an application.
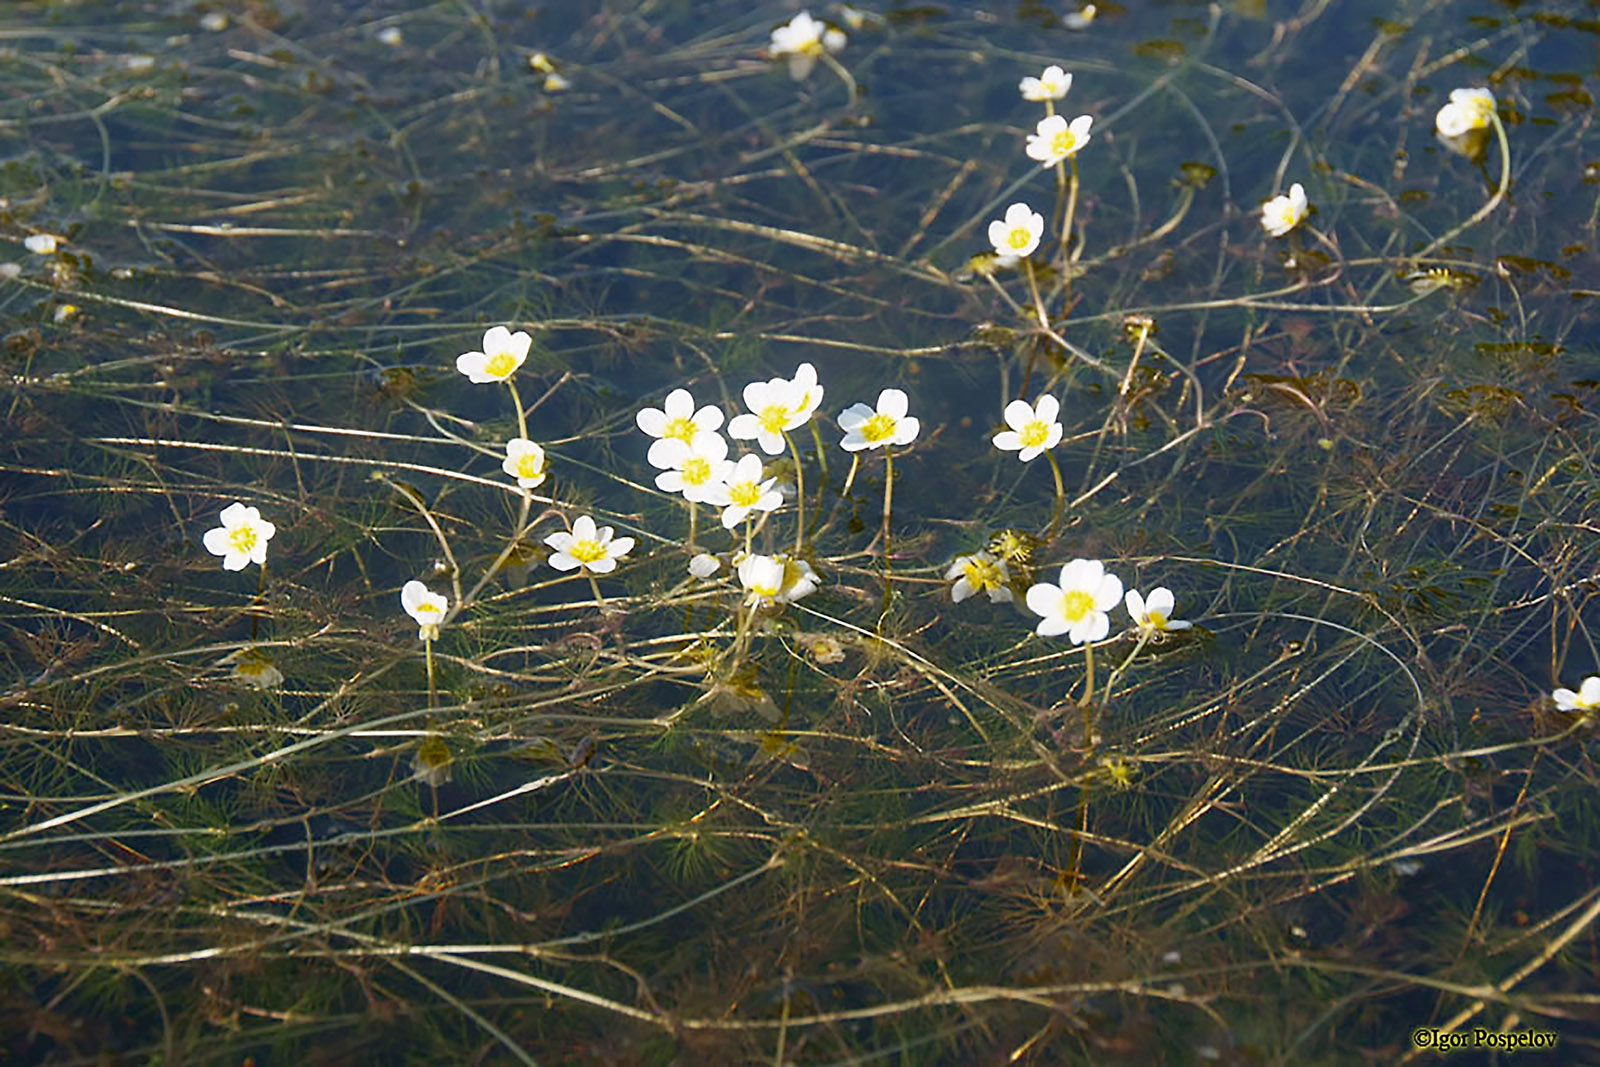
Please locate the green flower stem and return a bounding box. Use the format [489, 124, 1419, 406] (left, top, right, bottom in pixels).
[1023, 257, 1051, 332]
[1062, 157, 1081, 263]
[587, 572, 607, 612]
[1044, 449, 1066, 540]
[809, 420, 829, 487]
[784, 430, 806, 554]
[1103, 629, 1153, 708]
[424, 634, 436, 711]
[879, 449, 896, 621]
[1078, 641, 1096, 717]
[249, 560, 267, 642]
[506, 378, 528, 441]
[1417, 110, 1511, 260]
[687, 498, 698, 550]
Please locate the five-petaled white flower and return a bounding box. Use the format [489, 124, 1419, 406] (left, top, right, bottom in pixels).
[502, 438, 549, 489]
[769, 11, 846, 80]
[1125, 587, 1191, 635]
[202, 502, 276, 571]
[456, 325, 532, 383]
[707, 454, 783, 529]
[24, 234, 61, 255]
[401, 580, 449, 641]
[988, 202, 1044, 260]
[1019, 65, 1072, 102]
[1026, 558, 1124, 644]
[1553, 676, 1600, 713]
[993, 395, 1063, 461]
[545, 514, 635, 574]
[1260, 183, 1309, 238]
[1025, 114, 1093, 166]
[654, 432, 733, 503]
[774, 555, 819, 603]
[947, 551, 1013, 604]
[1435, 87, 1495, 138]
[839, 388, 920, 452]
[728, 363, 824, 456]
[637, 388, 726, 469]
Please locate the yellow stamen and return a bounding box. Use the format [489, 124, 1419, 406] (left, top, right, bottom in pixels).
[861, 413, 897, 443]
[1060, 590, 1094, 621]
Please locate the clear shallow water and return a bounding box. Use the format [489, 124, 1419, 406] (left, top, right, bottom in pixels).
[2, 1, 1598, 1062]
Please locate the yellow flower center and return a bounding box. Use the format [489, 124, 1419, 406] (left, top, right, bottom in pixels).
[1051, 128, 1078, 156]
[1006, 226, 1033, 251]
[860, 413, 897, 443]
[1145, 611, 1168, 630]
[1060, 589, 1095, 622]
[228, 525, 258, 553]
[567, 538, 608, 564]
[483, 351, 517, 379]
[681, 457, 712, 485]
[962, 557, 1004, 591]
[758, 404, 790, 436]
[663, 415, 697, 442]
[515, 454, 545, 479]
[729, 481, 761, 507]
[414, 601, 442, 619]
[1018, 421, 1049, 448]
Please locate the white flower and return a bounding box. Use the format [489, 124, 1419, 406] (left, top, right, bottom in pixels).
[1435, 87, 1495, 138]
[1063, 4, 1098, 29]
[1124, 587, 1191, 634]
[1025, 114, 1093, 166]
[1019, 65, 1072, 102]
[769, 11, 846, 79]
[1260, 183, 1309, 238]
[987, 202, 1044, 259]
[993, 395, 1063, 461]
[200, 12, 229, 31]
[947, 552, 1013, 604]
[738, 553, 818, 605]
[728, 363, 823, 455]
[455, 325, 532, 383]
[1553, 676, 1600, 713]
[376, 26, 403, 46]
[228, 648, 283, 690]
[689, 552, 722, 579]
[707, 453, 783, 528]
[838, 388, 919, 451]
[1025, 558, 1124, 644]
[653, 432, 732, 503]
[545, 514, 635, 574]
[637, 388, 726, 469]
[502, 438, 549, 489]
[543, 73, 571, 92]
[401, 580, 449, 641]
[202, 502, 276, 571]
[24, 234, 61, 254]
[739, 553, 786, 605]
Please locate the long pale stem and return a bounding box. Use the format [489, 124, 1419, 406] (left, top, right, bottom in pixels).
[784, 430, 806, 554]
[879, 450, 895, 621]
[587, 572, 607, 612]
[1024, 257, 1051, 332]
[687, 499, 698, 549]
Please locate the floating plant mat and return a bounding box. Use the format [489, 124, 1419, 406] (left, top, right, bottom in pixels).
[2, 0, 1598, 1062]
